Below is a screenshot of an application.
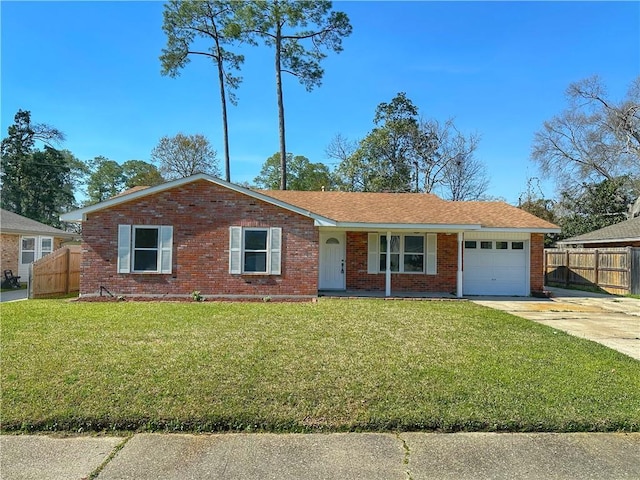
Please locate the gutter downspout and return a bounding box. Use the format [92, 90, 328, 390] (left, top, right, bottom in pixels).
[385, 231, 392, 297]
[457, 232, 463, 298]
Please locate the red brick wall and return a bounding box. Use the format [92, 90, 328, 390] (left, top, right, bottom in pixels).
[345, 232, 458, 293]
[1, 233, 19, 274]
[80, 180, 318, 298]
[530, 233, 544, 293]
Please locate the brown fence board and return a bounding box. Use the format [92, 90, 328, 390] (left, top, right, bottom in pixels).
[30, 245, 81, 298]
[544, 247, 634, 295]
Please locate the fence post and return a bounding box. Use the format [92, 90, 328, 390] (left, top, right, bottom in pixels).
[564, 250, 570, 287]
[594, 249, 599, 287]
[65, 247, 71, 294]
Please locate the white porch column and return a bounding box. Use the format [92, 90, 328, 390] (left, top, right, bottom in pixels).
[457, 232, 463, 298]
[385, 230, 392, 297]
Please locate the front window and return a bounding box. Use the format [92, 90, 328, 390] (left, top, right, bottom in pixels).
[244, 229, 268, 273]
[379, 234, 425, 273]
[133, 227, 160, 272]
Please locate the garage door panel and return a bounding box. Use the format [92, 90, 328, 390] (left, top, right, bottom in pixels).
[464, 240, 528, 296]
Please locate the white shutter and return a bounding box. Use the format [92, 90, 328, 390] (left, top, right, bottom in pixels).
[426, 233, 437, 275]
[367, 233, 379, 274]
[269, 227, 282, 275]
[117, 225, 131, 273]
[159, 226, 173, 274]
[229, 226, 242, 274]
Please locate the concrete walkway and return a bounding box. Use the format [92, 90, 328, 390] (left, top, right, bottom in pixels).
[2, 432, 639, 480]
[471, 287, 640, 360]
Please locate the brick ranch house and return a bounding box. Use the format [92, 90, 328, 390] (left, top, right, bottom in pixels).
[60, 174, 560, 300]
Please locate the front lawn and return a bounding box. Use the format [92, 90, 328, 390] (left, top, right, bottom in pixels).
[2, 299, 639, 433]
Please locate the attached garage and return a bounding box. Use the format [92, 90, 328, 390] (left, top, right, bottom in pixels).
[463, 232, 530, 296]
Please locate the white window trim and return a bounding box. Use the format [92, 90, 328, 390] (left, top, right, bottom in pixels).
[20, 235, 54, 264]
[117, 225, 173, 274]
[229, 226, 282, 275]
[368, 233, 437, 275]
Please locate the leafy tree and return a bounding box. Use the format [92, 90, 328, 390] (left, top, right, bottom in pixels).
[254, 152, 335, 190]
[86, 157, 126, 204]
[532, 76, 639, 190]
[1, 110, 77, 227]
[558, 176, 636, 239]
[150, 133, 220, 180]
[122, 160, 164, 188]
[335, 93, 418, 192]
[237, 0, 352, 189]
[333, 93, 488, 196]
[22, 147, 75, 227]
[161, 0, 244, 183]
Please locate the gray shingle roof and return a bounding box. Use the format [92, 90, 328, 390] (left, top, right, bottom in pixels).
[557, 216, 640, 244]
[1, 209, 76, 238]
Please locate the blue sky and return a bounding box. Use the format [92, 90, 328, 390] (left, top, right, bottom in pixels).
[2, 1, 638, 204]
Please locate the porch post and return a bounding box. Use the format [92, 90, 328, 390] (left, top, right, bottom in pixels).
[385, 230, 392, 297]
[457, 232, 463, 298]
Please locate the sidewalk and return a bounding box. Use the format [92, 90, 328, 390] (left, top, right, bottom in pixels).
[2, 432, 639, 479]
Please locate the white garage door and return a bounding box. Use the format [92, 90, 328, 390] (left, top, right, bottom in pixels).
[463, 239, 528, 296]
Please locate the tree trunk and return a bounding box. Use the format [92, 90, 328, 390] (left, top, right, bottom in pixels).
[215, 36, 231, 183]
[275, 22, 287, 190]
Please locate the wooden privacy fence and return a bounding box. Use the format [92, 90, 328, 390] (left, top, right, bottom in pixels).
[544, 247, 639, 295]
[29, 245, 81, 298]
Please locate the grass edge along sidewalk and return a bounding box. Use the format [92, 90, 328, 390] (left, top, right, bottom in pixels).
[2, 299, 639, 433]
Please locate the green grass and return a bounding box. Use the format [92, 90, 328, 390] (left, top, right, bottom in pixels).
[2, 299, 639, 433]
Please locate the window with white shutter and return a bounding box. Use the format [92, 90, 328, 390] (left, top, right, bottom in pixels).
[229, 226, 282, 275]
[117, 225, 173, 274]
[367, 233, 437, 275]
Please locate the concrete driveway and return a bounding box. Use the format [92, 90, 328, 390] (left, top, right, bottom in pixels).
[0, 288, 28, 302]
[472, 287, 640, 360]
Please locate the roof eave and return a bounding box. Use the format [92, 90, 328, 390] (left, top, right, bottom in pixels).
[478, 227, 561, 234]
[556, 236, 640, 245]
[1, 228, 77, 238]
[316, 222, 483, 231]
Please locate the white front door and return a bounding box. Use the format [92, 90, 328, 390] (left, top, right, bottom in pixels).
[319, 232, 346, 290]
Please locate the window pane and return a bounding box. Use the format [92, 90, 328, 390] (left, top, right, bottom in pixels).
[21, 252, 35, 264]
[404, 235, 424, 253]
[41, 238, 53, 250]
[379, 253, 400, 272]
[464, 241, 477, 249]
[404, 254, 424, 272]
[481, 241, 492, 249]
[390, 235, 400, 253]
[512, 242, 524, 250]
[135, 228, 158, 248]
[244, 252, 267, 272]
[22, 238, 35, 250]
[245, 230, 267, 250]
[134, 250, 158, 271]
[496, 241, 508, 250]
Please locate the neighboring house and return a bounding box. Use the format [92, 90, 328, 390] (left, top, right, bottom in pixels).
[555, 216, 640, 248]
[1, 209, 77, 281]
[60, 174, 559, 299]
